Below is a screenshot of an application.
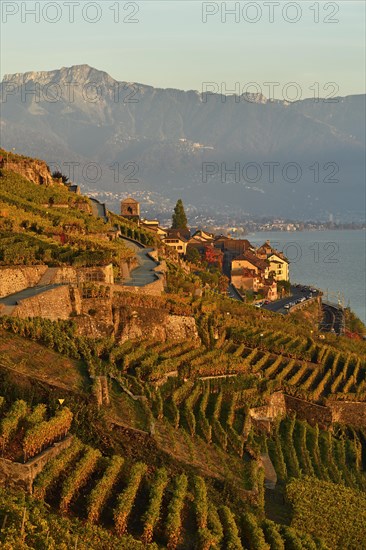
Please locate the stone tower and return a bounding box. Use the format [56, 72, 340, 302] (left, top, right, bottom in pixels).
[121, 197, 140, 220]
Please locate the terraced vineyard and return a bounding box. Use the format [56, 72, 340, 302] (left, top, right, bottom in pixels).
[32, 436, 328, 549]
[263, 417, 366, 490]
[1, 316, 364, 402]
[151, 378, 255, 460]
[2, 151, 366, 550]
[113, 334, 366, 404]
[0, 397, 73, 462]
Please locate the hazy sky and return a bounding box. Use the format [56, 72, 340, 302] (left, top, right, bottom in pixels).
[1, 1, 365, 98]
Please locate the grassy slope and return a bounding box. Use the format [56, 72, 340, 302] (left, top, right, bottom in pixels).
[0, 330, 88, 392]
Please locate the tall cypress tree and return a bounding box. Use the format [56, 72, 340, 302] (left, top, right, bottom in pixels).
[172, 199, 188, 229]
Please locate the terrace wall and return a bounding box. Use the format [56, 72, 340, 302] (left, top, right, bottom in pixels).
[327, 400, 366, 428]
[0, 266, 48, 297]
[284, 394, 332, 427]
[0, 435, 73, 493]
[12, 286, 74, 321]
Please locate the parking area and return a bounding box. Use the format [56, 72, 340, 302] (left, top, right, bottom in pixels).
[260, 285, 320, 314]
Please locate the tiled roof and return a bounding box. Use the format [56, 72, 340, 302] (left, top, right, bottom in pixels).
[121, 197, 139, 204]
[165, 229, 189, 242]
[232, 252, 268, 270]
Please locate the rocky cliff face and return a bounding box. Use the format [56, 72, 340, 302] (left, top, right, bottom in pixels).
[6, 282, 199, 343]
[4, 155, 54, 186]
[111, 306, 198, 343]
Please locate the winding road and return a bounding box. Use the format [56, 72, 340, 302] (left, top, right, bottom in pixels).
[262, 285, 318, 314]
[120, 238, 160, 287]
[228, 283, 320, 315]
[0, 239, 160, 315]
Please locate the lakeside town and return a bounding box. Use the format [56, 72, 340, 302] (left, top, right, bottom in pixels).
[88, 190, 366, 234]
[121, 196, 305, 307]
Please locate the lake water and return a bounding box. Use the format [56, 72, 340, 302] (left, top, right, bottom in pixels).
[248, 230, 366, 324]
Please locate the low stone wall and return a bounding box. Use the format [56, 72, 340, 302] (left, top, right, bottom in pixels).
[114, 307, 198, 343]
[12, 285, 74, 321]
[50, 264, 114, 285]
[288, 296, 321, 314]
[246, 392, 365, 431]
[249, 392, 286, 420]
[117, 276, 165, 296]
[284, 394, 332, 427]
[0, 266, 48, 297]
[0, 435, 73, 493]
[328, 400, 366, 428]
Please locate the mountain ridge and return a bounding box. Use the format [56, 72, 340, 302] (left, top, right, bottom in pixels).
[1, 65, 365, 220]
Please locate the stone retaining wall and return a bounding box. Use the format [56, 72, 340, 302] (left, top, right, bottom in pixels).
[51, 264, 114, 284]
[0, 266, 48, 297]
[116, 276, 165, 296]
[328, 400, 366, 428]
[284, 394, 333, 427]
[12, 286, 74, 321]
[0, 435, 73, 493]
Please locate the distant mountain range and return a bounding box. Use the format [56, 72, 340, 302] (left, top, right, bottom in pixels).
[1, 65, 365, 221]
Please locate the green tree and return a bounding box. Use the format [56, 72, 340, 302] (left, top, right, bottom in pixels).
[186, 247, 201, 264]
[52, 171, 69, 184]
[172, 199, 188, 229]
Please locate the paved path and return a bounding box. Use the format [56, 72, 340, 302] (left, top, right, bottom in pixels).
[227, 283, 244, 301]
[260, 453, 277, 490]
[0, 284, 62, 307]
[120, 238, 159, 287]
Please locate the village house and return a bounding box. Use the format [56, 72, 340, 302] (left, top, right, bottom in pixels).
[186, 236, 224, 268]
[140, 219, 168, 238]
[231, 252, 269, 279]
[214, 237, 253, 256]
[255, 240, 289, 282]
[140, 219, 159, 228]
[260, 278, 278, 301]
[231, 267, 260, 292]
[267, 253, 289, 282]
[162, 229, 188, 255]
[186, 236, 207, 255]
[231, 266, 278, 301]
[256, 240, 273, 258]
[191, 229, 215, 242]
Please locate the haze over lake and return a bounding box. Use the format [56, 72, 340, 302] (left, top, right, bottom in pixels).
[249, 230, 366, 324]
